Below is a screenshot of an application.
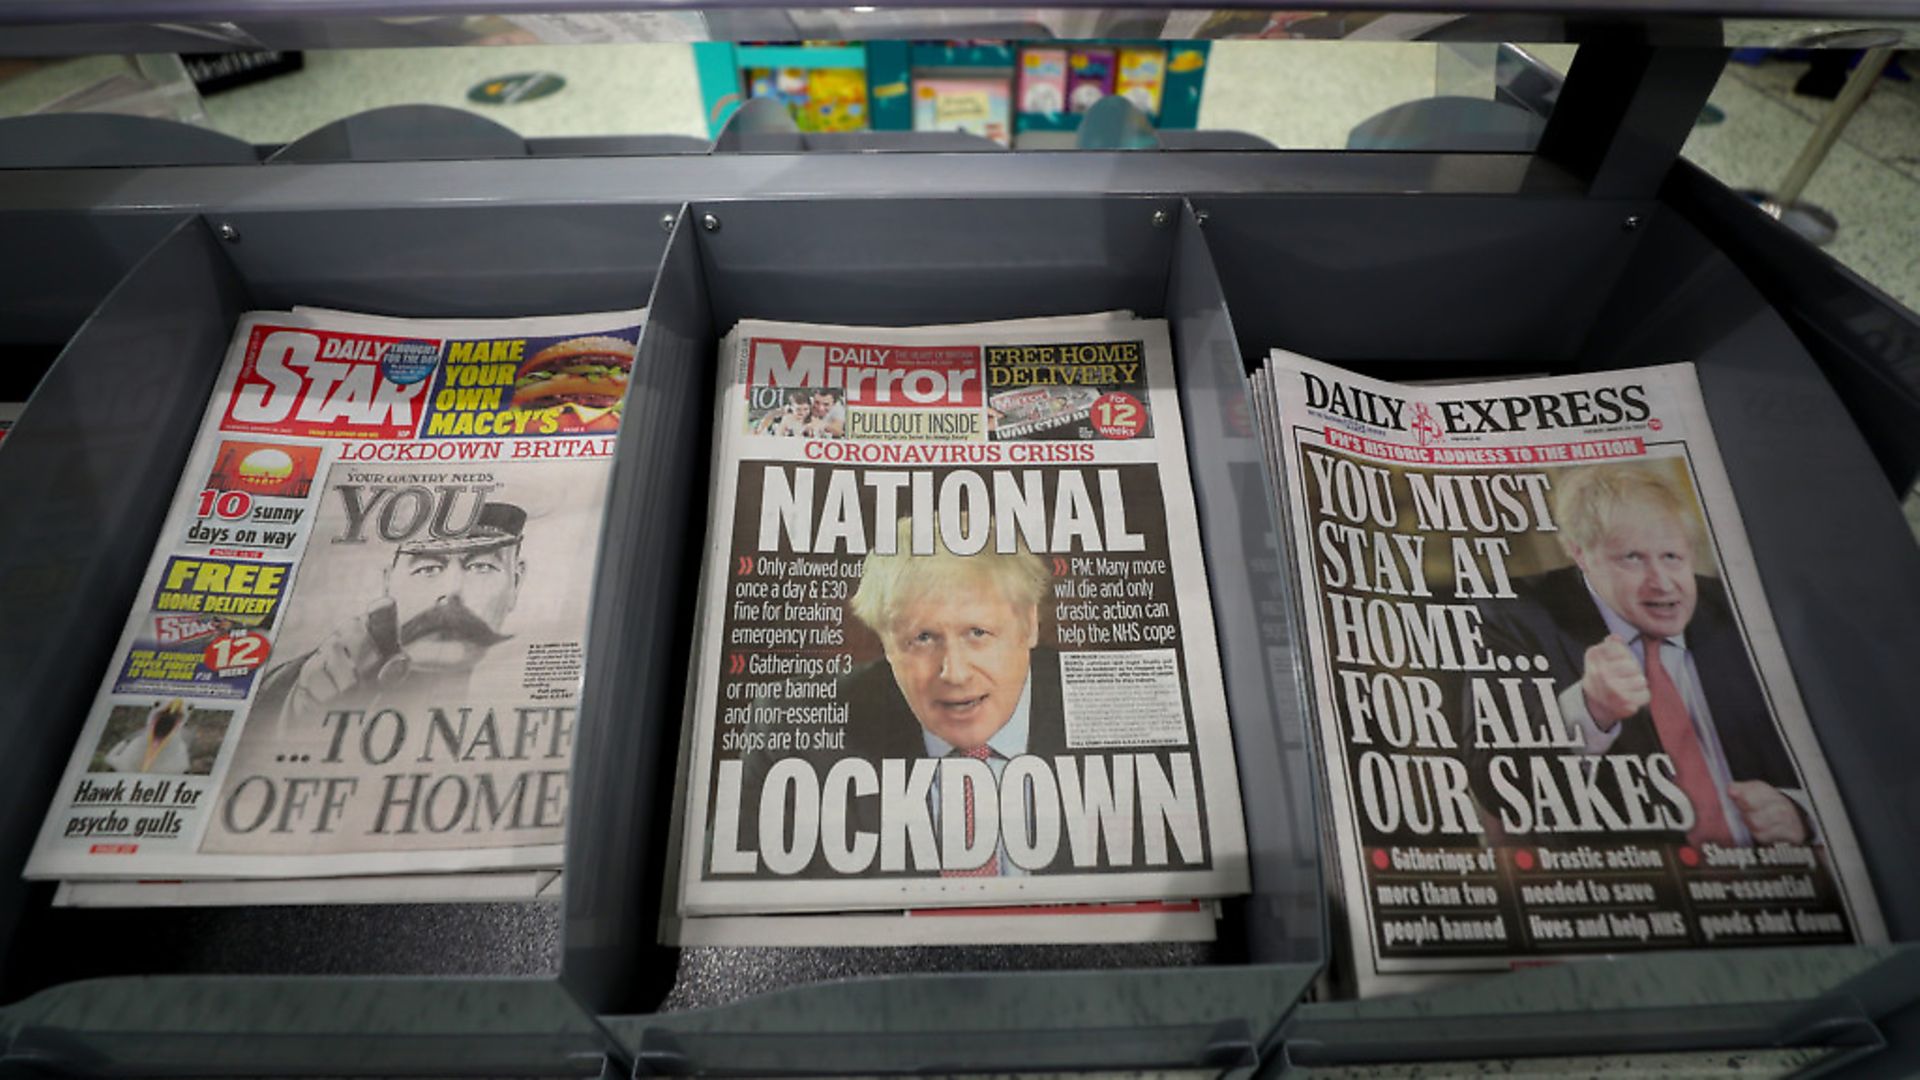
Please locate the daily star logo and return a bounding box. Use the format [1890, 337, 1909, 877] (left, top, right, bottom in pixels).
[153, 613, 229, 645]
[221, 327, 428, 439]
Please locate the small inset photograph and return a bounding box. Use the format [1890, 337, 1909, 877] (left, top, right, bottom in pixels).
[749, 386, 846, 438]
[988, 385, 1100, 439]
[205, 440, 322, 500]
[89, 700, 232, 775]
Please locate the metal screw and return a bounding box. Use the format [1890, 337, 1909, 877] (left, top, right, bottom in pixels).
[1195, 209, 1211, 227]
[216, 222, 239, 242]
[659, 213, 675, 233]
[1150, 208, 1171, 228]
[701, 213, 721, 233]
[1622, 215, 1643, 231]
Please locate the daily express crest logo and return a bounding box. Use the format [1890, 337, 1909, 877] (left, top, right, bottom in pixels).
[1301, 370, 1652, 440]
[221, 326, 434, 440]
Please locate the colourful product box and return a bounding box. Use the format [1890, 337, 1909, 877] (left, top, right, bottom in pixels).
[746, 66, 810, 113]
[913, 76, 1012, 146]
[802, 67, 868, 132]
[1018, 48, 1068, 114]
[1067, 48, 1115, 113]
[1116, 46, 1166, 116]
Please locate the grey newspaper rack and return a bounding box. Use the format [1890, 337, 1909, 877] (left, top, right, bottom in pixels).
[0, 25, 1918, 1079]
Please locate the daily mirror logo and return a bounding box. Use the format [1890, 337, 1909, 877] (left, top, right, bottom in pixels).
[749, 338, 983, 409]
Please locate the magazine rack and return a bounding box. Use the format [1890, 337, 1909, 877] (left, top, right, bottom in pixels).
[1, 9, 1919, 1076]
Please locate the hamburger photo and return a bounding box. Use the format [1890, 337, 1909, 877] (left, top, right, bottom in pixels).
[507, 335, 636, 428]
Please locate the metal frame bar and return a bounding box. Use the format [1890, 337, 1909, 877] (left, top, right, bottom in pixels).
[7, 11, 1920, 55]
[3, 0, 1920, 30]
[1536, 40, 1728, 199]
[0, 150, 1573, 344]
[2, 32, 1918, 1076]
[0, 151, 1578, 217]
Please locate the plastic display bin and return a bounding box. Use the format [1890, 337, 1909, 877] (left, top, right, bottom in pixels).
[1193, 182, 1920, 1063]
[0, 203, 674, 1075]
[602, 197, 1326, 1073]
[0, 24, 1918, 1078]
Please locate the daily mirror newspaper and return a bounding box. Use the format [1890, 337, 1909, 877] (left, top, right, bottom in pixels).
[677, 316, 1249, 915]
[1261, 351, 1885, 995]
[27, 306, 642, 880]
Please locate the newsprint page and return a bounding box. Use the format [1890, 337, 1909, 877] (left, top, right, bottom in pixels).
[1260, 351, 1885, 995]
[28, 307, 642, 881]
[677, 317, 1249, 915]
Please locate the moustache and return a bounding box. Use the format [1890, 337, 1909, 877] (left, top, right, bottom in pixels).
[399, 599, 512, 648]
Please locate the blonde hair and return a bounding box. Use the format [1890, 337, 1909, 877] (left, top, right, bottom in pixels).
[1555, 463, 1703, 557]
[849, 516, 1050, 637]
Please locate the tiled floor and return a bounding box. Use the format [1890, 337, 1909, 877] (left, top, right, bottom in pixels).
[1683, 55, 1920, 315]
[1198, 41, 1442, 149]
[0, 45, 710, 141]
[1196, 43, 1920, 318]
[1675, 57, 1920, 525]
[200, 44, 708, 142]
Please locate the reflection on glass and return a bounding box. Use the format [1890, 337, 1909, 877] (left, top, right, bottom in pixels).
[0, 39, 1581, 158]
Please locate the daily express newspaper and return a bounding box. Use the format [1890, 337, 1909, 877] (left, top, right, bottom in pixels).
[26, 306, 641, 880]
[1261, 351, 1885, 995]
[676, 316, 1249, 915]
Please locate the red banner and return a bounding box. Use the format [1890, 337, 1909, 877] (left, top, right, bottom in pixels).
[1324, 427, 1646, 465]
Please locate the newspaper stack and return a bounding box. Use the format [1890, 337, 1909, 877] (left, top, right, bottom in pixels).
[665, 312, 1250, 947]
[25, 306, 644, 906]
[1251, 350, 1884, 994]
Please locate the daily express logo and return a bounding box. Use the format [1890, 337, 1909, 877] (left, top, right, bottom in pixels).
[1301, 371, 1651, 441]
[221, 327, 429, 440]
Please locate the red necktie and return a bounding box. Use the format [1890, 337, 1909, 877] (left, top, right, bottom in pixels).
[1644, 638, 1735, 846]
[943, 746, 1001, 878]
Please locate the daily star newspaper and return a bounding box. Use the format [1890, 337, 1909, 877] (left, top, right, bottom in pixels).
[677, 316, 1249, 914]
[26, 306, 642, 880]
[1260, 351, 1885, 994]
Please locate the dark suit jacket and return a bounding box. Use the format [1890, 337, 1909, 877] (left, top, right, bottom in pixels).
[1468, 566, 1798, 839]
[729, 647, 1069, 876]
